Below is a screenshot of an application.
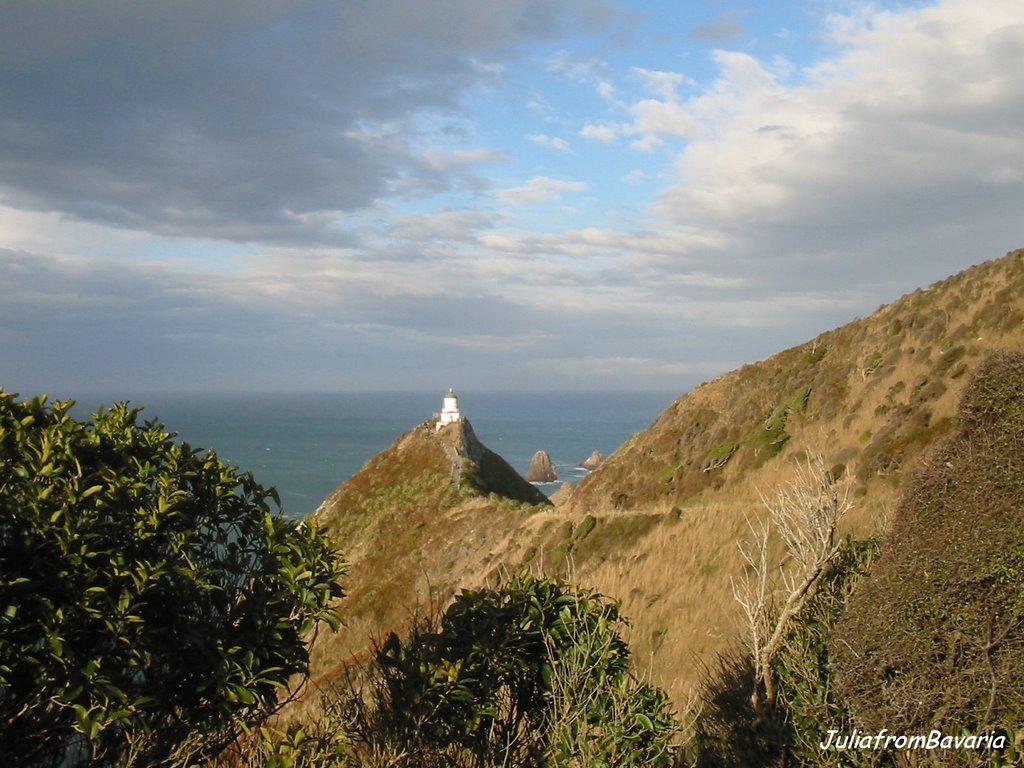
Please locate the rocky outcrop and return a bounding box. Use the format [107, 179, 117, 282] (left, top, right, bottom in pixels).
[446, 421, 550, 504]
[313, 419, 549, 534]
[525, 450, 557, 482]
[549, 482, 574, 506]
[579, 451, 604, 470]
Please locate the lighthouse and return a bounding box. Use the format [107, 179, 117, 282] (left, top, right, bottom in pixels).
[436, 387, 462, 429]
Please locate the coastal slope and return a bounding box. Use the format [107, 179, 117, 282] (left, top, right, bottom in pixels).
[306, 419, 549, 688]
[308, 248, 1024, 708]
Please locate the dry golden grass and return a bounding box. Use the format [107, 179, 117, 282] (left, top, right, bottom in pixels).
[302, 248, 1024, 719]
[514, 460, 893, 710]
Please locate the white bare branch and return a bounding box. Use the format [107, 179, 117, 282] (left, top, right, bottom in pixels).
[737, 453, 852, 710]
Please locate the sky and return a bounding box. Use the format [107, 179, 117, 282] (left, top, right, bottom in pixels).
[1, 0, 1022, 395]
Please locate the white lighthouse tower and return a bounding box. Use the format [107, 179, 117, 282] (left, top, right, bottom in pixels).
[436, 387, 462, 429]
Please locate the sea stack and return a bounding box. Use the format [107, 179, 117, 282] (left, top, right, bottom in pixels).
[525, 450, 557, 482]
[580, 451, 604, 470]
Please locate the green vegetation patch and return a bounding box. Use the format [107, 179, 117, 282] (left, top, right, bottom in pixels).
[571, 513, 663, 563]
[573, 513, 597, 541]
[706, 440, 739, 464]
[743, 384, 811, 459]
[0, 393, 345, 766]
[863, 351, 884, 375]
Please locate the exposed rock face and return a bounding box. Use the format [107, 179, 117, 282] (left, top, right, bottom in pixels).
[549, 482, 574, 506]
[525, 450, 557, 482]
[580, 451, 604, 470]
[443, 421, 549, 504]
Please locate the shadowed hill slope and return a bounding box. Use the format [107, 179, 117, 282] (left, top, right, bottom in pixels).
[543, 250, 1024, 702]
[832, 351, 1024, 735]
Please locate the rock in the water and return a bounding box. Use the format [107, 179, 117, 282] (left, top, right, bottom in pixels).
[525, 450, 557, 482]
[580, 451, 604, 470]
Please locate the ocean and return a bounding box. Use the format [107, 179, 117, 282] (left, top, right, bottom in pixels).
[69, 391, 677, 518]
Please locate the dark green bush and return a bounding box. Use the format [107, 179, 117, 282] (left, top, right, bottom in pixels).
[572, 514, 597, 541]
[336, 572, 678, 767]
[833, 353, 1024, 740]
[0, 393, 345, 767]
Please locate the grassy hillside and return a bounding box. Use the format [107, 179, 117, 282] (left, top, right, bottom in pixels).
[567, 249, 1024, 518]
[305, 420, 550, 694]
[531, 248, 1024, 704]
[308, 249, 1024, 713]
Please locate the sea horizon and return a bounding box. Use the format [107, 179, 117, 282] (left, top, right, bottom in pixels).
[60, 389, 681, 518]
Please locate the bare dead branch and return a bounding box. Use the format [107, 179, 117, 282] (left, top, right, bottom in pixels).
[736, 453, 852, 711]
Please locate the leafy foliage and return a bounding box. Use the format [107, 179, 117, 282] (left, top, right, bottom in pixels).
[744, 384, 811, 458]
[0, 393, 345, 767]
[335, 572, 678, 767]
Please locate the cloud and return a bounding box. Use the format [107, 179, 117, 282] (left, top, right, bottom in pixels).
[496, 176, 588, 206]
[687, 8, 748, 44]
[633, 67, 690, 100]
[0, 245, 565, 392]
[387, 208, 501, 243]
[536, 355, 737, 389]
[3, 1, 1023, 396]
[0, 0, 606, 245]
[689, 22, 743, 43]
[596, 0, 1024, 290]
[544, 50, 613, 87]
[579, 122, 623, 142]
[526, 133, 573, 152]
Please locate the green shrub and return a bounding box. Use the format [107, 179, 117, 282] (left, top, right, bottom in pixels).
[573, 514, 597, 541]
[334, 572, 678, 767]
[0, 393, 345, 768]
[862, 352, 884, 375]
[746, 415, 791, 457]
[743, 385, 811, 459]
[706, 441, 739, 463]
